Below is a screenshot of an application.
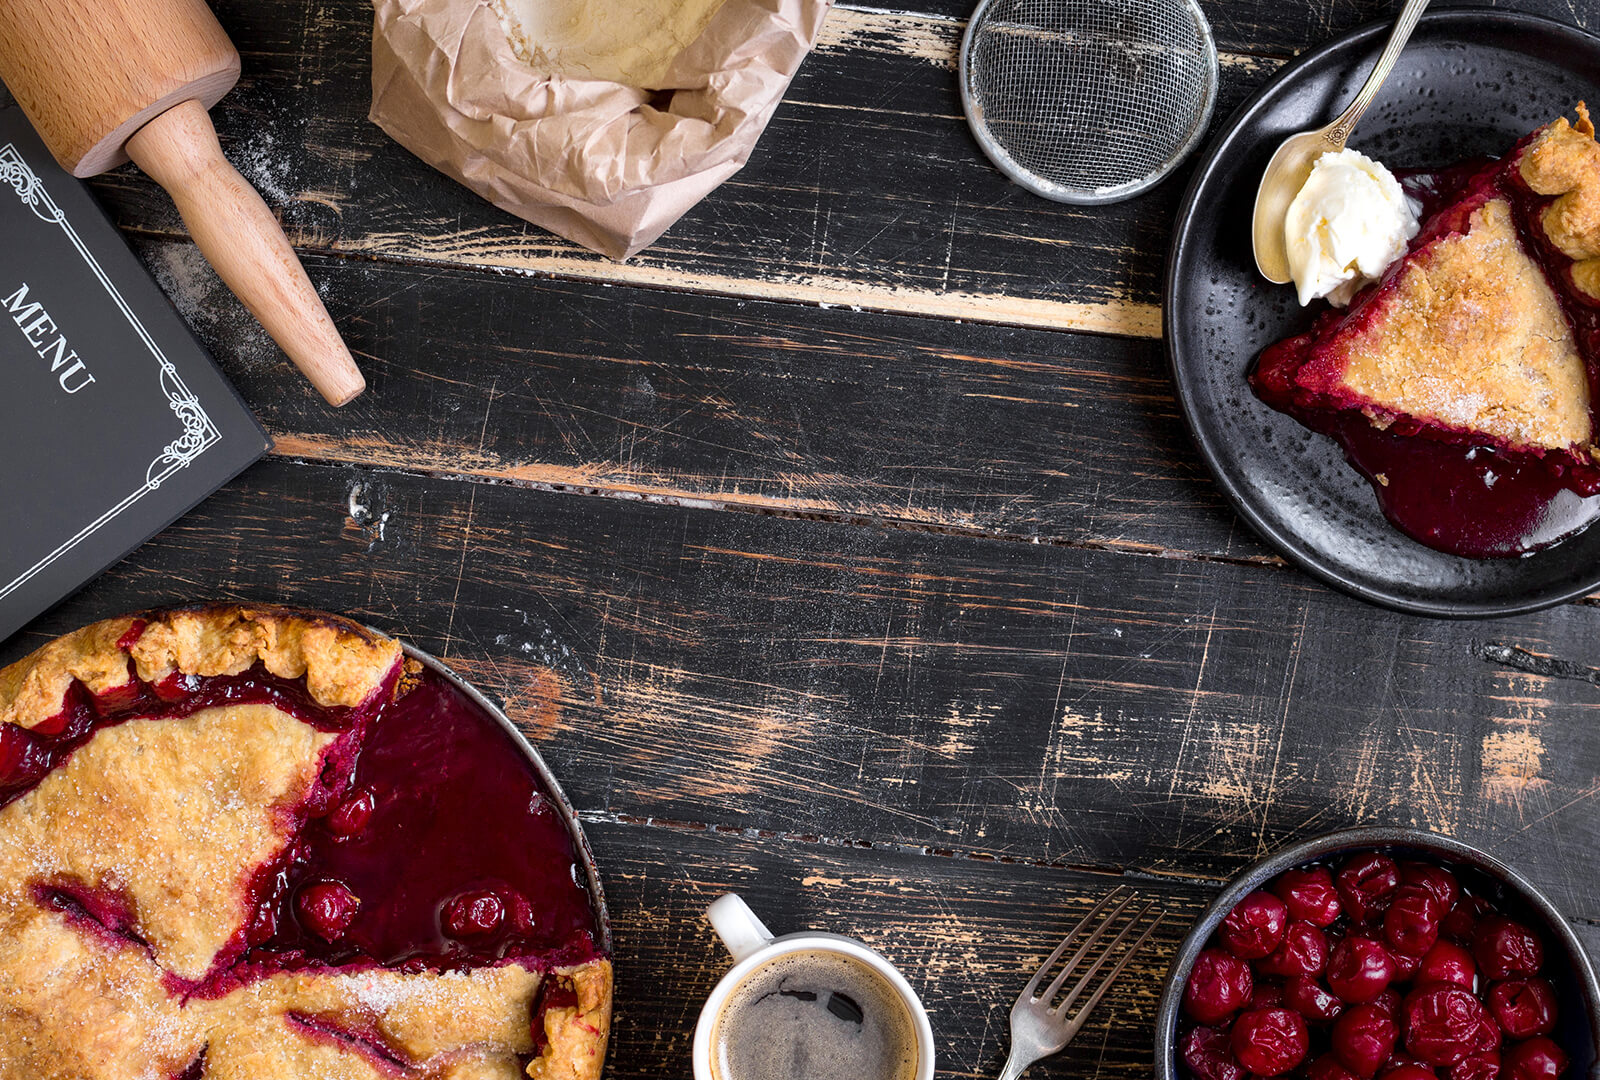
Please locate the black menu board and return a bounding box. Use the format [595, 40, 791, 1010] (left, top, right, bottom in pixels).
[0, 105, 270, 642]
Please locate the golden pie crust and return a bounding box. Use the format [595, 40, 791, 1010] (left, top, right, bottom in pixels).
[1275, 105, 1600, 466]
[1521, 103, 1600, 280]
[0, 606, 611, 1080]
[1315, 197, 1592, 451]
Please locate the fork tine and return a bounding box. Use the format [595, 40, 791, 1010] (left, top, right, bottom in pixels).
[1057, 906, 1166, 1037]
[1036, 890, 1139, 1006]
[1019, 886, 1129, 1002]
[1049, 902, 1164, 1017]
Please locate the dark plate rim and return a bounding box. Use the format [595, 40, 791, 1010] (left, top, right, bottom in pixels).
[1163, 7, 1600, 619]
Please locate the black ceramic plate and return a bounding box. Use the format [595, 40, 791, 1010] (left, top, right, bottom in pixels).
[1166, 9, 1600, 617]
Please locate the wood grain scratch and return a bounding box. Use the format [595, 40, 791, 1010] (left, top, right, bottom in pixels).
[339, 232, 1165, 338]
[1473, 641, 1600, 689]
[1480, 670, 1554, 813]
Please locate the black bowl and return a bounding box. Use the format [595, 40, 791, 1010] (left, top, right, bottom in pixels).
[1154, 827, 1600, 1079]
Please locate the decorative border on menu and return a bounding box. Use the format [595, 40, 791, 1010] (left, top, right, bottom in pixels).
[0, 142, 219, 603]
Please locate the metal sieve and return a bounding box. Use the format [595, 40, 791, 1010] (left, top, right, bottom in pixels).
[959, 0, 1219, 204]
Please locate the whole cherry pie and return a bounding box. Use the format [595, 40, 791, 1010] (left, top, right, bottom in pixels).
[1253, 105, 1600, 557]
[0, 606, 610, 1080]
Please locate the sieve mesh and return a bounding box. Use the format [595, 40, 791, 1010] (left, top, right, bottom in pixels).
[960, 0, 1218, 203]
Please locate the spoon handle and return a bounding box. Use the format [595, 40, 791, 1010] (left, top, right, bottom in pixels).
[1327, 0, 1431, 147]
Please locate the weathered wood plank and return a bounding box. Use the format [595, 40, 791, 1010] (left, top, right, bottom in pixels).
[591, 818, 1600, 1079]
[824, 0, 1596, 57]
[139, 237, 1255, 556]
[9, 460, 1600, 924]
[590, 819, 1195, 1079]
[1199, 0, 1595, 61]
[80, 0, 1596, 340]
[84, 0, 1278, 339]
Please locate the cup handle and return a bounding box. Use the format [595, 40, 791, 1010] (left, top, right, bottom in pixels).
[707, 893, 774, 963]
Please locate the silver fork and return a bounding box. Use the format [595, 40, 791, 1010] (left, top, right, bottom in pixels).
[998, 886, 1166, 1080]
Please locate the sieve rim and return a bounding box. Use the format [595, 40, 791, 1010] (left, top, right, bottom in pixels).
[957, 0, 1221, 205]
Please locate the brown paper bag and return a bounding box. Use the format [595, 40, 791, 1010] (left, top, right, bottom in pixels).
[369, 0, 832, 259]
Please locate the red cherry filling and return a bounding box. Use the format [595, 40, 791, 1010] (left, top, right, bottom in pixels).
[1503, 1037, 1568, 1080]
[1337, 855, 1401, 925]
[1183, 1025, 1246, 1080]
[1385, 885, 1444, 958]
[238, 669, 601, 976]
[1474, 918, 1544, 981]
[296, 880, 362, 943]
[1221, 891, 1290, 959]
[1401, 863, 1461, 914]
[1233, 1007, 1310, 1077]
[1260, 922, 1330, 978]
[1275, 867, 1343, 927]
[1389, 947, 1423, 981]
[1405, 985, 1494, 1068]
[1185, 947, 1254, 1024]
[1328, 936, 1396, 1004]
[1332, 1003, 1398, 1077]
[1179, 854, 1569, 1080]
[0, 723, 48, 790]
[35, 881, 148, 952]
[1254, 981, 1290, 1008]
[1369, 988, 1402, 1018]
[1444, 896, 1494, 945]
[151, 671, 202, 702]
[1417, 939, 1476, 990]
[1451, 1049, 1502, 1080]
[443, 890, 507, 939]
[326, 789, 376, 839]
[1384, 1066, 1441, 1080]
[1285, 975, 1344, 1024]
[1488, 979, 1557, 1039]
[1304, 1055, 1361, 1080]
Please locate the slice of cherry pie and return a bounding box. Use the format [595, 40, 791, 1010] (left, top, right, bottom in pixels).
[0, 606, 610, 1080]
[1252, 105, 1600, 557]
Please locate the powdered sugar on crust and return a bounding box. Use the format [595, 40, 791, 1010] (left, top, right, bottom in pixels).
[0, 704, 337, 981]
[0, 904, 202, 1079]
[1303, 197, 1592, 452]
[209, 963, 544, 1063]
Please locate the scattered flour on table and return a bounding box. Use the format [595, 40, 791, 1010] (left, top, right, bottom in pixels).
[228, 120, 295, 207]
[148, 243, 279, 373]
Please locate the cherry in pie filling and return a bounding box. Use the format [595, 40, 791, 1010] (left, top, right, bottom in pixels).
[0, 606, 610, 1080]
[1252, 104, 1600, 557]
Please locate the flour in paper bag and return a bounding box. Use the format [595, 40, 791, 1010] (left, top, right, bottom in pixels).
[495, 0, 729, 87]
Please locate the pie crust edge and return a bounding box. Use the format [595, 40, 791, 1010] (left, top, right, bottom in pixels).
[0, 604, 405, 728]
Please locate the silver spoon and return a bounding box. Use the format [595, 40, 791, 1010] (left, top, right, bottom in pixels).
[1251, 0, 1430, 283]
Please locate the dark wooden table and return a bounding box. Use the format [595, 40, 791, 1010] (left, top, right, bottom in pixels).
[6, 1, 1600, 1075]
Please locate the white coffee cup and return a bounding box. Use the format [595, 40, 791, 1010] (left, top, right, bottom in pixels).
[692, 893, 937, 1080]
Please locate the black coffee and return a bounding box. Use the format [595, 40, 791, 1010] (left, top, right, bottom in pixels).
[711, 948, 919, 1080]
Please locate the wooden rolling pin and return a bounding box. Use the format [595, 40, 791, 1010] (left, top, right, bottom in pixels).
[0, 0, 365, 406]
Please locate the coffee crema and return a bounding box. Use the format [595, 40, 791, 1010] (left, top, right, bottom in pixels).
[710, 948, 919, 1080]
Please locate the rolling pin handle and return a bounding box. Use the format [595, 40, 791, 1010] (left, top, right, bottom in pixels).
[126, 99, 364, 406]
